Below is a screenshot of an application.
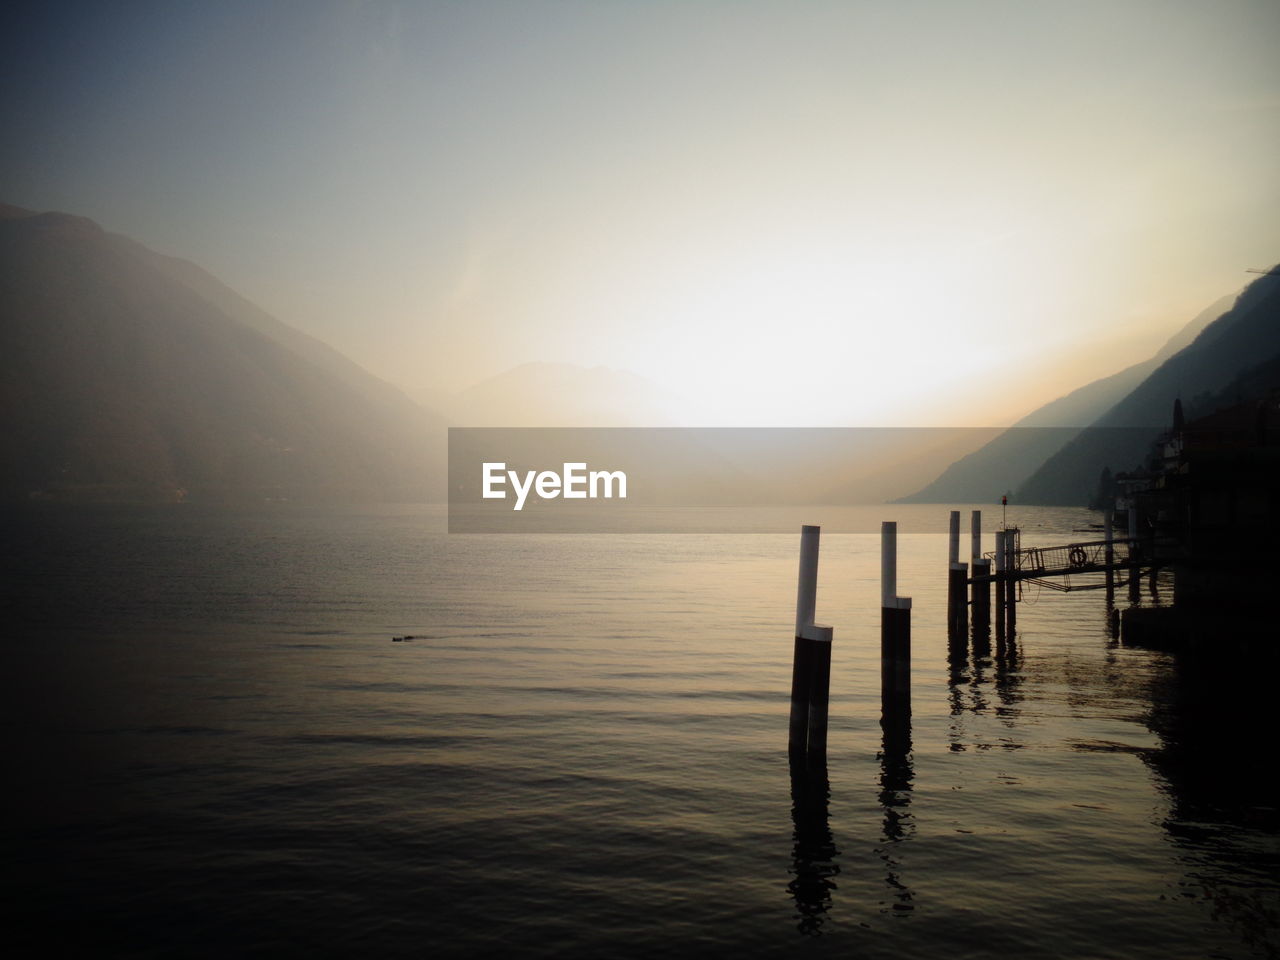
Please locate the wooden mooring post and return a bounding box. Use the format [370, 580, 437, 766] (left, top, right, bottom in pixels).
[994, 529, 1007, 640]
[947, 510, 968, 642]
[970, 510, 991, 636]
[790, 525, 833, 760]
[993, 529, 1018, 643]
[881, 521, 911, 738]
[1004, 528, 1017, 634]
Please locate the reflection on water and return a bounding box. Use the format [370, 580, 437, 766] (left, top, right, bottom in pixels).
[946, 571, 1279, 959]
[1141, 647, 1280, 958]
[7, 505, 1279, 958]
[787, 756, 840, 936]
[877, 710, 914, 916]
[947, 659, 981, 749]
[993, 633, 1024, 721]
[786, 707, 918, 932]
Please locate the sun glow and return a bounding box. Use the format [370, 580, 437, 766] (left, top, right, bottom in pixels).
[592, 242, 1007, 427]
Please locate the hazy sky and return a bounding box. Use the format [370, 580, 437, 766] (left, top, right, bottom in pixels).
[3, 0, 1277, 425]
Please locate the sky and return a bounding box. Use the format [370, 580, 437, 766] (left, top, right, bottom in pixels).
[2, 0, 1277, 426]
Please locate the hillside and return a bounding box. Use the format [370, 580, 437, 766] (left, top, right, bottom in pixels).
[1016, 271, 1280, 504]
[0, 204, 444, 503]
[897, 293, 1234, 503]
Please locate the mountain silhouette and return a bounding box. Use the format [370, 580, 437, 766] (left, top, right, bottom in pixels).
[1014, 269, 1280, 504]
[0, 203, 444, 503]
[896, 290, 1247, 504]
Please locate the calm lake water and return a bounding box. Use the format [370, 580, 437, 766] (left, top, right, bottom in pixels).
[5, 504, 1277, 958]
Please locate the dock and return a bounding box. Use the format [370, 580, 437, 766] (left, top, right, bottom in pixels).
[974, 533, 1153, 591]
[944, 508, 1162, 644]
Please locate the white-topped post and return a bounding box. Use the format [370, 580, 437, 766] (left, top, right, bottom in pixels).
[881, 521, 897, 609]
[949, 510, 960, 565]
[970, 510, 990, 643]
[790, 525, 833, 760]
[1004, 528, 1017, 634]
[881, 521, 911, 729]
[948, 510, 968, 641]
[994, 530, 1007, 639]
[796, 524, 820, 636]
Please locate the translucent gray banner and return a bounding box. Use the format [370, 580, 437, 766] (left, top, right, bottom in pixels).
[447, 426, 1166, 532]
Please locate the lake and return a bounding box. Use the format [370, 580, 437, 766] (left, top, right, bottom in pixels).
[5, 503, 1276, 958]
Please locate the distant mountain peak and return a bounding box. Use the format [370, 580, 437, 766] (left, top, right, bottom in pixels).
[0, 201, 38, 220]
[0, 204, 105, 240]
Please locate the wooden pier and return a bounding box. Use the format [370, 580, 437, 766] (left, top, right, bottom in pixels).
[946, 511, 1162, 640]
[974, 533, 1154, 591]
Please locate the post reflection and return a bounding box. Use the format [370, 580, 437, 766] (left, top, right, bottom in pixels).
[993, 630, 1023, 721]
[787, 755, 839, 936]
[878, 703, 915, 914]
[948, 645, 968, 753]
[948, 636, 991, 738]
[972, 616, 992, 662]
[948, 627, 969, 677]
[948, 634, 980, 750]
[995, 613, 1013, 659]
[939, 566, 1278, 955]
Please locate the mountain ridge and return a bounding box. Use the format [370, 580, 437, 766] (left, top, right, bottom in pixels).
[0, 203, 445, 503]
[896, 292, 1237, 503]
[1015, 268, 1280, 504]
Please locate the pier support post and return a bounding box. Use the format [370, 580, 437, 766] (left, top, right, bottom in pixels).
[994, 530, 1019, 645]
[1004, 528, 1017, 634]
[970, 510, 990, 646]
[947, 511, 968, 642]
[790, 525, 833, 760]
[806, 629, 832, 758]
[994, 530, 1008, 647]
[970, 557, 991, 653]
[881, 522, 911, 735]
